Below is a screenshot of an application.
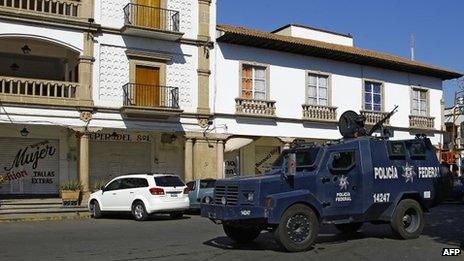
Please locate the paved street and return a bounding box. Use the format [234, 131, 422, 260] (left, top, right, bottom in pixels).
[0, 203, 462, 261]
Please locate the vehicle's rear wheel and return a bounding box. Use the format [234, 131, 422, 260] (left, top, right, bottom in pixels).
[170, 213, 184, 219]
[335, 222, 363, 234]
[391, 199, 424, 239]
[132, 201, 149, 221]
[90, 200, 102, 219]
[223, 224, 261, 244]
[274, 204, 319, 252]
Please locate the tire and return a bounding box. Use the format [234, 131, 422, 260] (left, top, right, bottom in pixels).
[274, 204, 319, 252]
[90, 200, 102, 219]
[170, 213, 184, 219]
[223, 224, 261, 244]
[335, 222, 363, 234]
[390, 199, 424, 239]
[132, 201, 149, 221]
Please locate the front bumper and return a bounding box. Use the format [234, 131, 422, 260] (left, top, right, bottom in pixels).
[201, 203, 266, 221]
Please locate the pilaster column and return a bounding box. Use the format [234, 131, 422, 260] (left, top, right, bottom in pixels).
[80, 0, 94, 19]
[197, 0, 211, 41]
[184, 138, 194, 182]
[79, 133, 90, 194]
[216, 139, 224, 179]
[196, 0, 212, 115]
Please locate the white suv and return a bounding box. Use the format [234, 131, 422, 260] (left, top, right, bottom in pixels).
[88, 174, 189, 221]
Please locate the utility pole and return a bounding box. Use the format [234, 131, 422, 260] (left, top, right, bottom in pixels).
[409, 33, 415, 61]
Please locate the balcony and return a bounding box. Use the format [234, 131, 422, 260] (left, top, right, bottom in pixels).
[121, 83, 182, 118]
[409, 115, 435, 130]
[235, 98, 276, 118]
[121, 3, 183, 41]
[0, 0, 91, 25]
[0, 76, 86, 106]
[360, 110, 390, 125]
[302, 104, 337, 122]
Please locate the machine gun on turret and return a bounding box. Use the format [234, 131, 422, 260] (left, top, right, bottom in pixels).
[338, 105, 398, 139]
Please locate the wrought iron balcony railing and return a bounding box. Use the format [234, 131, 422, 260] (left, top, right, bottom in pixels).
[302, 104, 337, 122]
[0, 76, 78, 99]
[360, 110, 390, 125]
[409, 115, 435, 130]
[123, 83, 179, 109]
[0, 0, 80, 17]
[123, 3, 180, 32]
[235, 98, 276, 117]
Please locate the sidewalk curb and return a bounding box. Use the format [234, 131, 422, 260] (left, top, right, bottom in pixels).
[0, 213, 92, 223]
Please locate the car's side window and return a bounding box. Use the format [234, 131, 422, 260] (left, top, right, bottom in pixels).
[105, 179, 122, 191]
[119, 178, 137, 190]
[136, 178, 149, 188]
[329, 151, 356, 174]
[186, 181, 196, 191]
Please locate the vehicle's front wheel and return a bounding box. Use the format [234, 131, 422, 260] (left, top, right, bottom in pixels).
[132, 201, 149, 221]
[335, 222, 363, 234]
[90, 200, 102, 219]
[390, 199, 424, 239]
[170, 213, 184, 219]
[223, 224, 261, 244]
[274, 204, 319, 252]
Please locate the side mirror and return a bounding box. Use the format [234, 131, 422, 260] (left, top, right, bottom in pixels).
[100, 186, 105, 192]
[286, 153, 297, 177]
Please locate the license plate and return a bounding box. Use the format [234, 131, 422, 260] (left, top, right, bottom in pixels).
[170, 194, 178, 198]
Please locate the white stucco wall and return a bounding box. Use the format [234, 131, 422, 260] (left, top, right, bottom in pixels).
[274, 25, 353, 46]
[0, 21, 84, 53]
[213, 43, 444, 143]
[92, 33, 198, 112]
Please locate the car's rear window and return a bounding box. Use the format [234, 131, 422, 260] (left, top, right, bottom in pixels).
[200, 180, 216, 189]
[154, 176, 184, 187]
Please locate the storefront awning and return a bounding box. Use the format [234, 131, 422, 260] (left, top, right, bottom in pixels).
[225, 138, 254, 152]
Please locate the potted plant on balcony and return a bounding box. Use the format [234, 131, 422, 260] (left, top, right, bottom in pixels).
[60, 180, 82, 206]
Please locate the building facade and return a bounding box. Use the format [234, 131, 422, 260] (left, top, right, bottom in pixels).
[0, 2, 461, 198]
[0, 0, 219, 198]
[211, 24, 461, 177]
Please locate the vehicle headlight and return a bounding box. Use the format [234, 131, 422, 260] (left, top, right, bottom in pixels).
[204, 196, 212, 204]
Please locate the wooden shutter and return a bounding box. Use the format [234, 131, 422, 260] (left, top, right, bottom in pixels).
[136, 0, 161, 28]
[241, 65, 253, 99]
[135, 65, 160, 107]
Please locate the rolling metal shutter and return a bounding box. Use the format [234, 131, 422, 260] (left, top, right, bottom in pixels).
[89, 141, 151, 187]
[0, 138, 60, 195]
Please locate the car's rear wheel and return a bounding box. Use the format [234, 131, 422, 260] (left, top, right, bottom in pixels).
[223, 224, 261, 244]
[274, 204, 319, 252]
[170, 213, 183, 219]
[335, 222, 363, 234]
[132, 201, 149, 221]
[391, 199, 424, 239]
[90, 200, 102, 219]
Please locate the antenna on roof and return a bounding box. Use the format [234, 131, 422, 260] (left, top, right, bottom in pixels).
[409, 33, 415, 61]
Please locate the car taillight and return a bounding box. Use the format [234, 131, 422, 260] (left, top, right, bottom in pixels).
[183, 187, 189, 194]
[149, 187, 165, 195]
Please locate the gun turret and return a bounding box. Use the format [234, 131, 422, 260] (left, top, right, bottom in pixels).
[338, 106, 398, 139]
[367, 105, 398, 136]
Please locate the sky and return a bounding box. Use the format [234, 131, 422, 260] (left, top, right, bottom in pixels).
[217, 0, 464, 107]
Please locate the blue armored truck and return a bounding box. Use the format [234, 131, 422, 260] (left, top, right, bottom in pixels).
[201, 107, 451, 252]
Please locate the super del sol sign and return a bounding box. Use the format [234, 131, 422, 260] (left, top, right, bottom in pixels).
[0, 139, 59, 194]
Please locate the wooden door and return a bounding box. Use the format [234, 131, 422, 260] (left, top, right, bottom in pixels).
[136, 0, 161, 28]
[135, 66, 160, 107]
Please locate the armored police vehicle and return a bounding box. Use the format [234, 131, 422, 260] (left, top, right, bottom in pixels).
[201, 107, 451, 252]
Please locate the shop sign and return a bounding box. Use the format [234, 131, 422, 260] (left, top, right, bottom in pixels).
[0, 139, 59, 194]
[255, 146, 281, 175]
[89, 132, 150, 143]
